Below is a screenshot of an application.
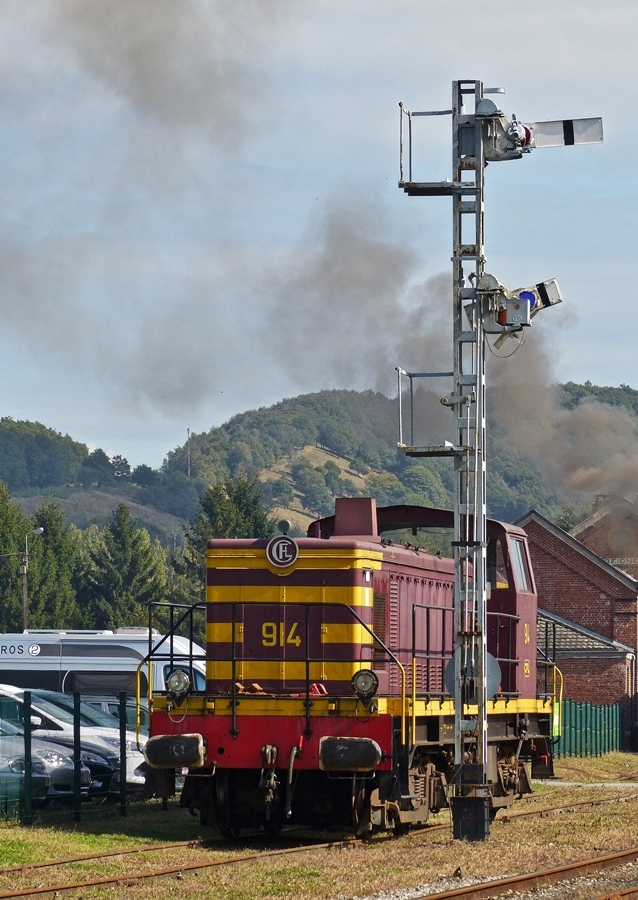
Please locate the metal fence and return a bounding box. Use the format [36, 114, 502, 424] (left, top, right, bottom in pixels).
[0, 691, 132, 824]
[553, 699, 624, 758]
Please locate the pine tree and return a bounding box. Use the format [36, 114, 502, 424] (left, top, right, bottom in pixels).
[79, 503, 167, 629]
[175, 473, 274, 599]
[0, 482, 29, 632]
[27, 498, 82, 628]
[189, 472, 274, 545]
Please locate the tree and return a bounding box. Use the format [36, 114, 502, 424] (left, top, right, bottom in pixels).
[110, 455, 131, 479]
[0, 483, 29, 632]
[77, 503, 167, 629]
[260, 477, 294, 510]
[364, 472, 406, 507]
[190, 473, 274, 543]
[291, 459, 334, 517]
[401, 465, 449, 508]
[132, 464, 160, 486]
[27, 498, 82, 628]
[0, 419, 87, 491]
[178, 474, 274, 597]
[78, 448, 114, 489]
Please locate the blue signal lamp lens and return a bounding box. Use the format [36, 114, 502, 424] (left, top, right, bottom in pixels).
[519, 290, 536, 309]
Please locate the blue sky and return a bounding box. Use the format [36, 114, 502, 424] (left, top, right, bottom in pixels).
[0, 1, 633, 468]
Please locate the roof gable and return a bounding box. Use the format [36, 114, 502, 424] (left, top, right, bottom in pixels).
[516, 508, 638, 593]
[570, 495, 638, 538]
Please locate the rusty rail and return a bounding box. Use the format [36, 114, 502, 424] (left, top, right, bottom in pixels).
[410, 847, 638, 900]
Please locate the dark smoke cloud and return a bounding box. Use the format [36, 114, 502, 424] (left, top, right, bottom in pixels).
[47, 0, 295, 149]
[488, 331, 638, 500]
[269, 201, 452, 390]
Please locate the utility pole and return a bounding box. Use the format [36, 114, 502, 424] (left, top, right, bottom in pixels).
[21, 527, 44, 631]
[397, 80, 602, 840]
[187, 428, 191, 478]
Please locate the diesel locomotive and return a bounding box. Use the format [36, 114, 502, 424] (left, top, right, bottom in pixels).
[144, 497, 556, 837]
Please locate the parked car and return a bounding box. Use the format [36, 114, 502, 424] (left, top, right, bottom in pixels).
[29, 690, 148, 740]
[0, 719, 91, 804]
[0, 688, 140, 794]
[82, 696, 150, 733]
[0, 742, 50, 807]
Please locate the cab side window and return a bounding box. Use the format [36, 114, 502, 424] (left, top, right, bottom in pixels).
[487, 538, 509, 590]
[509, 539, 532, 592]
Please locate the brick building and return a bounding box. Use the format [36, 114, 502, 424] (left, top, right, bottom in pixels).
[570, 495, 638, 581]
[517, 509, 638, 725]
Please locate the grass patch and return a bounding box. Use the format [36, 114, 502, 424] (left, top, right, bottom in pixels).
[1, 757, 638, 899]
[0, 798, 201, 866]
[553, 751, 638, 783]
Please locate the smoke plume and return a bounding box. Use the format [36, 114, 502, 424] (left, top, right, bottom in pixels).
[269, 201, 452, 390]
[488, 332, 638, 501]
[47, 0, 295, 149]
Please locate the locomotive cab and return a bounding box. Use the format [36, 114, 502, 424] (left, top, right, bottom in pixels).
[144, 498, 555, 837]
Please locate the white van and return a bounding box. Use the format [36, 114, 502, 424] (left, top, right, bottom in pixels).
[0, 627, 206, 695]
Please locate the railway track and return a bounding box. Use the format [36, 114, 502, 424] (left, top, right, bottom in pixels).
[408, 848, 638, 900]
[2, 790, 637, 899]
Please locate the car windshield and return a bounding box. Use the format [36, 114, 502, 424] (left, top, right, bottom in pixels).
[33, 693, 120, 728]
[28, 696, 75, 724]
[0, 722, 20, 737]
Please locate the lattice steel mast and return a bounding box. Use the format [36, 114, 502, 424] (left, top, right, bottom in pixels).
[397, 79, 602, 840]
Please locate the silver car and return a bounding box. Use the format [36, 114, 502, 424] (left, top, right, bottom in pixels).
[0, 719, 90, 804]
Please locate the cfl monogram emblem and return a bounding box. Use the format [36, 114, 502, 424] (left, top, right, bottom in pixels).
[266, 535, 299, 568]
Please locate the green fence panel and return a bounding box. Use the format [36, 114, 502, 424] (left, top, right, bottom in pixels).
[555, 699, 624, 759]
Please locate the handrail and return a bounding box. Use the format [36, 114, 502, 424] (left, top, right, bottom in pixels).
[147, 597, 409, 748]
[410, 603, 520, 698]
[412, 654, 416, 746]
[552, 665, 564, 738]
[136, 600, 207, 742]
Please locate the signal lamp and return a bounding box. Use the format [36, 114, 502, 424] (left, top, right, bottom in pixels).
[166, 668, 191, 707]
[351, 669, 379, 707]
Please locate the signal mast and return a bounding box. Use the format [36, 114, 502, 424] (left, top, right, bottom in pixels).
[396, 80, 602, 840]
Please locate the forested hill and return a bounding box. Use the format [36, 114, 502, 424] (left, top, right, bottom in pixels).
[162, 382, 638, 530]
[5, 381, 638, 539]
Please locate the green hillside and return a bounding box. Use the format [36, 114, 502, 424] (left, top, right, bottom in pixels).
[7, 381, 638, 539]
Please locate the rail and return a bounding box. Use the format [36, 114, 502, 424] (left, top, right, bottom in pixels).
[398, 102, 452, 185]
[217, 600, 407, 745]
[396, 366, 454, 451]
[410, 604, 520, 691]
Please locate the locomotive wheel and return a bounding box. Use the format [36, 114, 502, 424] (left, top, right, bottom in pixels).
[213, 770, 242, 840]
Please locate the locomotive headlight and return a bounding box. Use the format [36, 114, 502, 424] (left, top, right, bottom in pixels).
[166, 668, 191, 706]
[351, 670, 379, 707]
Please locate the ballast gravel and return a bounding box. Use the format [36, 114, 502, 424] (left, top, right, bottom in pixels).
[339, 859, 638, 900]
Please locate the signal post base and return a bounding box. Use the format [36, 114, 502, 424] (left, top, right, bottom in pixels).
[451, 794, 491, 842]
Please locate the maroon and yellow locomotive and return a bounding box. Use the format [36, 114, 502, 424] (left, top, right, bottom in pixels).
[144, 498, 555, 836]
